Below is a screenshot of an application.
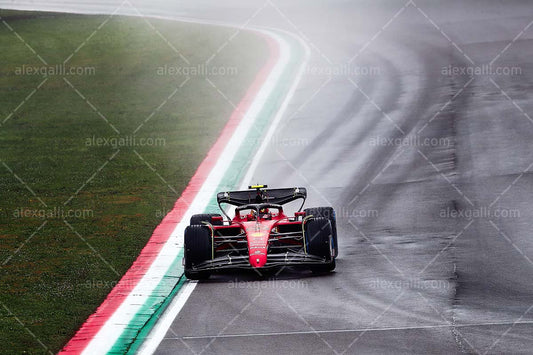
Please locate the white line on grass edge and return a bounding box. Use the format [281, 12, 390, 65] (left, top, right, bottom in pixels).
[136, 28, 310, 355]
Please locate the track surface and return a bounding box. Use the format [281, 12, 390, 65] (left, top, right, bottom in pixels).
[3, 1, 533, 353]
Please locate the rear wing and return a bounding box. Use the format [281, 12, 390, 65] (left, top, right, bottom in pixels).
[217, 186, 307, 209]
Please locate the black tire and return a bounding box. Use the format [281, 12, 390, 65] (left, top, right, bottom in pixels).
[304, 207, 338, 257]
[304, 217, 335, 273]
[190, 213, 223, 226]
[184, 225, 212, 280]
[312, 259, 336, 274]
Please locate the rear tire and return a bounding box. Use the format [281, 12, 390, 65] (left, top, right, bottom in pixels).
[190, 213, 223, 226]
[184, 225, 212, 280]
[304, 207, 338, 257]
[312, 259, 336, 274]
[304, 217, 335, 273]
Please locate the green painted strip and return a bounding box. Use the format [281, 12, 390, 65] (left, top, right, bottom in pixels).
[108, 249, 185, 354]
[123, 251, 187, 355]
[111, 31, 304, 354]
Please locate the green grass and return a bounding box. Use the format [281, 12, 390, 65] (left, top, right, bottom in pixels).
[0, 9, 268, 354]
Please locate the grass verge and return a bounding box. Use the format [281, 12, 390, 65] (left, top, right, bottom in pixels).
[0, 9, 267, 354]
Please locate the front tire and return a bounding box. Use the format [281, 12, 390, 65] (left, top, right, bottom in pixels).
[304, 217, 335, 273]
[184, 225, 212, 280]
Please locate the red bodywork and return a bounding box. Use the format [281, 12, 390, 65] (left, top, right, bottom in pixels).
[212, 207, 303, 268]
[241, 220, 278, 267]
[184, 187, 335, 277]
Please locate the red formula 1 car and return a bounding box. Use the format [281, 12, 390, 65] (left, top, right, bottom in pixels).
[183, 185, 338, 279]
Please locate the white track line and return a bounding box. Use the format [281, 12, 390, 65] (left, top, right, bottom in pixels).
[137, 29, 310, 355]
[170, 319, 533, 340]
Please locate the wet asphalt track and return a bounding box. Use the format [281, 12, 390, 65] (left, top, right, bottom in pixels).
[3, 0, 533, 353]
[155, 2, 533, 354]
